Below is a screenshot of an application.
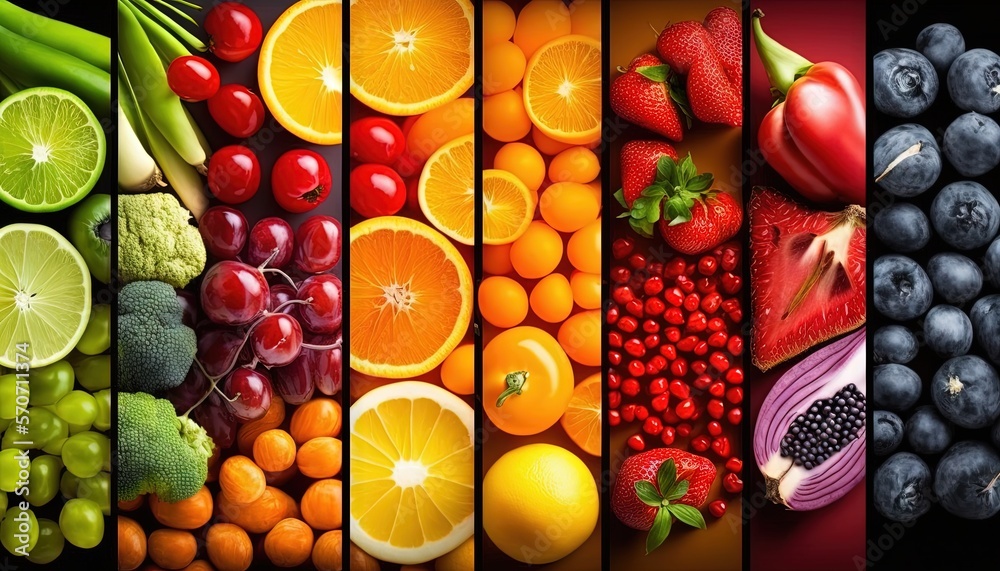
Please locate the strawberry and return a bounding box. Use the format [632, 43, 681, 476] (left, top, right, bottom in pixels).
[615, 153, 742, 255]
[610, 53, 691, 142]
[617, 140, 679, 208]
[612, 448, 715, 553]
[656, 7, 742, 126]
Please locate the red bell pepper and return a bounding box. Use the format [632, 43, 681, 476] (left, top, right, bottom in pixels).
[751, 10, 866, 206]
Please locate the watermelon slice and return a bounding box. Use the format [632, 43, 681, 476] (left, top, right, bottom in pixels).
[749, 187, 866, 371]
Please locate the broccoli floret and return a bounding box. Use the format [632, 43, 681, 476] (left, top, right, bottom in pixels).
[118, 281, 196, 393]
[119, 193, 206, 287]
[118, 392, 213, 502]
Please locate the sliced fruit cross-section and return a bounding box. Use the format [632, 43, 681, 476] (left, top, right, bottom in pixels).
[350, 217, 472, 378]
[258, 0, 343, 145]
[419, 134, 474, 245]
[561, 373, 601, 456]
[523, 35, 602, 145]
[350, 381, 474, 564]
[483, 169, 535, 245]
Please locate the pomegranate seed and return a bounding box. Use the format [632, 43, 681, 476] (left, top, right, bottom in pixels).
[628, 252, 647, 270]
[670, 358, 688, 377]
[664, 327, 681, 343]
[609, 351, 622, 366]
[643, 416, 663, 436]
[693, 341, 708, 356]
[621, 403, 637, 422]
[607, 306, 620, 324]
[662, 407, 680, 424]
[723, 473, 743, 494]
[727, 336, 744, 356]
[726, 367, 744, 385]
[712, 436, 731, 458]
[675, 398, 695, 419]
[707, 330, 728, 348]
[677, 336, 698, 352]
[685, 263, 697, 276]
[709, 500, 727, 518]
[648, 355, 668, 371]
[628, 360, 645, 377]
[726, 386, 744, 404]
[693, 374, 712, 390]
[707, 399, 725, 419]
[621, 378, 641, 397]
[612, 238, 634, 260]
[700, 292, 722, 313]
[644, 297, 666, 317]
[626, 299, 645, 318]
[643, 334, 661, 350]
[706, 421, 723, 437]
[634, 405, 649, 421]
[660, 426, 676, 445]
[612, 285, 634, 305]
[676, 423, 692, 437]
[690, 408, 702, 421]
[691, 360, 707, 374]
[728, 308, 743, 322]
[642, 319, 660, 333]
[707, 317, 726, 331]
[608, 370, 621, 390]
[720, 272, 742, 294]
[648, 262, 664, 276]
[643, 275, 665, 296]
[645, 361, 660, 376]
[682, 293, 700, 312]
[664, 307, 684, 325]
[609, 409, 621, 426]
[720, 246, 739, 271]
[618, 316, 638, 333]
[686, 311, 708, 333]
[676, 275, 695, 293]
[669, 379, 690, 399]
[709, 381, 725, 397]
[609, 390, 621, 409]
[648, 377, 667, 395]
[727, 407, 742, 425]
[696, 277, 717, 294]
[721, 298, 740, 313]
[611, 266, 631, 283]
[658, 346, 677, 363]
[609, 331, 623, 348]
[691, 434, 710, 452]
[698, 256, 717, 276]
[624, 338, 645, 358]
[664, 287, 684, 307]
[710, 352, 730, 372]
[664, 258, 686, 278]
[651, 394, 670, 412]
[725, 458, 743, 474]
[627, 433, 646, 451]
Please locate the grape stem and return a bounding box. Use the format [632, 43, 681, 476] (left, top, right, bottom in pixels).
[302, 339, 342, 351]
[263, 268, 297, 288]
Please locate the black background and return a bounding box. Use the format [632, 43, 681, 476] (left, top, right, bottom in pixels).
[868, 0, 999, 569]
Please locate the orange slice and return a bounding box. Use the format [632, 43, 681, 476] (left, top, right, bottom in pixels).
[482, 169, 535, 245]
[350, 0, 474, 115]
[560, 373, 601, 456]
[349, 217, 472, 378]
[418, 134, 474, 245]
[523, 35, 601, 144]
[258, 0, 342, 145]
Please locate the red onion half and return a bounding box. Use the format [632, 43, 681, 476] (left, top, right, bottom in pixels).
[754, 328, 866, 510]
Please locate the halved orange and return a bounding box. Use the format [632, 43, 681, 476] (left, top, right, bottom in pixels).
[560, 373, 601, 456]
[419, 134, 474, 245]
[482, 169, 535, 245]
[523, 35, 601, 144]
[258, 0, 342, 145]
[350, 0, 474, 115]
[350, 217, 472, 378]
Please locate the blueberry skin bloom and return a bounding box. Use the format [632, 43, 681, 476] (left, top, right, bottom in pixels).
[916, 23, 965, 75]
[874, 48, 939, 118]
[930, 181, 1000, 251]
[943, 112, 1000, 177]
[873, 123, 941, 197]
[947, 48, 1000, 114]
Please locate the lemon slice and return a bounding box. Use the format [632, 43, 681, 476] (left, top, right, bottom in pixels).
[258, 0, 342, 144]
[419, 134, 474, 245]
[523, 35, 602, 144]
[0, 224, 92, 367]
[483, 169, 535, 245]
[350, 381, 474, 564]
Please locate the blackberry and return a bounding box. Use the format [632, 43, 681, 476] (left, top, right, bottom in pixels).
[779, 384, 867, 470]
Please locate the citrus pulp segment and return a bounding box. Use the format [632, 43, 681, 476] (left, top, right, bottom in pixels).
[482, 169, 535, 245]
[419, 134, 474, 245]
[523, 35, 602, 144]
[560, 373, 602, 456]
[350, 381, 474, 564]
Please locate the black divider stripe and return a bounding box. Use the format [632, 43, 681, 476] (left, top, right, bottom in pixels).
[341, 0, 351, 567]
[600, 0, 611, 569]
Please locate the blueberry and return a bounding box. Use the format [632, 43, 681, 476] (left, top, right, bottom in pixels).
[873, 203, 931, 253]
[947, 48, 1000, 114]
[874, 452, 932, 522]
[873, 124, 941, 197]
[923, 305, 973, 357]
[929, 181, 1000, 250]
[916, 23, 965, 75]
[933, 441, 1000, 520]
[874, 48, 939, 118]
[874, 255, 934, 321]
[930, 355, 1000, 429]
[982, 238, 1000, 288]
[970, 295, 1000, 364]
[905, 405, 953, 454]
[943, 112, 1000, 177]
[874, 363, 923, 412]
[874, 325, 920, 364]
[874, 410, 905, 456]
[926, 252, 982, 304]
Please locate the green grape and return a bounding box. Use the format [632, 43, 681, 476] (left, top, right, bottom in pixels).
[60, 472, 79, 500]
[92, 389, 111, 432]
[0, 375, 16, 419]
[40, 415, 69, 455]
[27, 361, 74, 406]
[1, 506, 39, 556]
[77, 472, 110, 516]
[26, 518, 63, 564]
[27, 455, 63, 507]
[55, 391, 98, 426]
[0, 418, 10, 433]
[68, 421, 92, 435]
[75, 304, 110, 356]
[42, 437, 67, 456]
[0, 448, 27, 492]
[1, 408, 61, 450]
[72, 355, 110, 392]
[0, 491, 7, 512]
[59, 498, 103, 549]
[62, 432, 109, 479]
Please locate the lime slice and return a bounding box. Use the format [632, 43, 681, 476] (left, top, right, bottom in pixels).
[0, 224, 92, 367]
[0, 87, 106, 212]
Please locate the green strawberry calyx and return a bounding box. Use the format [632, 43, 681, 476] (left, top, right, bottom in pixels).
[613, 154, 715, 239]
[634, 458, 707, 554]
[618, 63, 694, 128]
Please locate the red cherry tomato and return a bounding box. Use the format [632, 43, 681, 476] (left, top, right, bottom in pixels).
[272, 150, 332, 213]
[350, 164, 406, 218]
[166, 56, 220, 102]
[350, 117, 405, 165]
[295, 216, 342, 274]
[204, 2, 262, 62]
[207, 84, 265, 138]
[207, 145, 260, 204]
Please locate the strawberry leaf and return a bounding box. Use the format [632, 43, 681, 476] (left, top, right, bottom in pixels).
[635, 481, 664, 507]
[657, 459, 677, 497]
[646, 507, 672, 555]
[655, 155, 676, 185]
[645, 199, 661, 223]
[664, 196, 691, 226]
[613, 188, 628, 209]
[636, 64, 670, 83]
[687, 173, 714, 192]
[667, 504, 706, 530]
[629, 217, 655, 238]
[664, 479, 689, 501]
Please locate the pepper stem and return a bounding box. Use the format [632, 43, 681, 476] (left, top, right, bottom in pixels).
[496, 371, 529, 407]
[751, 9, 814, 97]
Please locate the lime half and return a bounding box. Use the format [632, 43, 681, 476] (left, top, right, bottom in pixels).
[0, 87, 106, 212]
[0, 224, 91, 367]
